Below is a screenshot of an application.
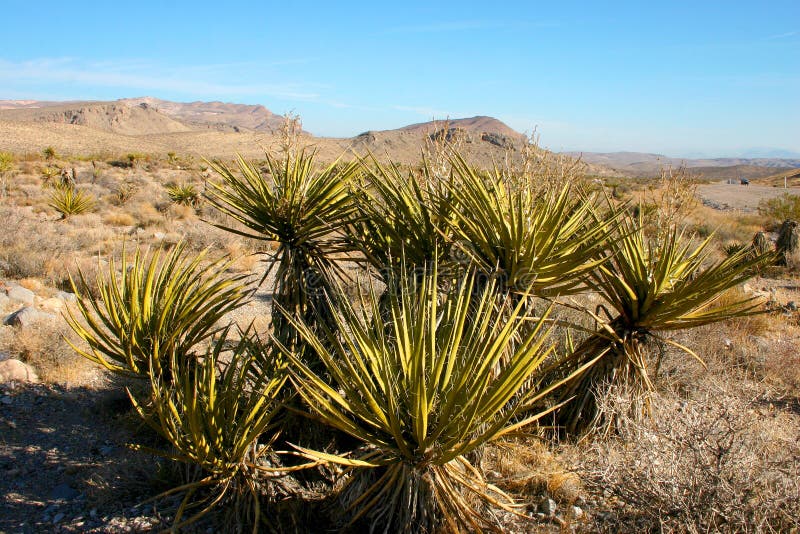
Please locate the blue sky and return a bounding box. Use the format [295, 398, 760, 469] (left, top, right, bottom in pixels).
[1, 1, 798, 157]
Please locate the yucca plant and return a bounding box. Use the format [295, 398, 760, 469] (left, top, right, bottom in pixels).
[279, 264, 593, 532]
[554, 218, 776, 435]
[348, 155, 456, 281]
[166, 182, 201, 207]
[130, 327, 289, 532]
[65, 243, 251, 378]
[447, 154, 613, 299]
[48, 184, 95, 219]
[205, 150, 361, 356]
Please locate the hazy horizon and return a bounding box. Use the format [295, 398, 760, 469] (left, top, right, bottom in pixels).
[1, 1, 798, 158]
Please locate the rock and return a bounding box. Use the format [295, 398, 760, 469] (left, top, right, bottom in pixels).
[54, 291, 77, 303]
[52, 512, 65, 524]
[1, 396, 11, 404]
[787, 301, 798, 311]
[3, 306, 55, 327]
[5, 285, 35, 306]
[539, 497, 558, 516]
[154, 232, 166, 240]
[0, 359, 39, 383]
[571, 505, 584, 519]
[51, 483, 79, 501]
[40, 297, 65, 312]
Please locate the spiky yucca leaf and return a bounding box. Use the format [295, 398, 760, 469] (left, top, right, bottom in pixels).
[65, 243, 251, 377]
[48, 184, 95, 218]
[447, 154, 613, 298]
[166, 182, 201, 207]
[129, 328, 288, 532]
[279, 265, 591, 532]
[555, 218, 776, 435]
[348, 156, 456, 279]
[205, 150, 361, 352]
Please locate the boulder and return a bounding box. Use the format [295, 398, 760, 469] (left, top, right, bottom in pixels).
[0, 359, 39, 383]
[54, 291, 77, 303]
[5, 285, 35, 306]
[40, 297, 65, 312]
[3, 306, 55, 327]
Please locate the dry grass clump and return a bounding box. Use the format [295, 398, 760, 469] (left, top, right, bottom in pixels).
[0, 318, 98, 385]
[576, 382, 800, 533]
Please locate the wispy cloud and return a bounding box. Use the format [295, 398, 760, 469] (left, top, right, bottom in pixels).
[0, 57, 322, 101]
[764, 31, 798, 40]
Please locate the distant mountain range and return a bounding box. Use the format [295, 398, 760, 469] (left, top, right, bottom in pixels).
[0, 97, 797, 179]
[565, 151, 800, 178]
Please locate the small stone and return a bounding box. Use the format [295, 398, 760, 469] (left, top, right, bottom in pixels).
[89, 508, 97, 518]
[51, 482, 79, 501]
[3, 306, 55, 327]
[5, 286, 35, 306]
[539, 497, 558, 516]
[571, 505, 584, 519]
[52, 512, 65, 524]
[787, 301, 797, 311]
[54, 291, 77, 303]
[39, 297, 65, 312]
[0, 359, 39, 383]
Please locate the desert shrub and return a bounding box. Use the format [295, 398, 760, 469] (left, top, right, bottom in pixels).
[48, 184, 96, 218]
[758, 193, 800, 227]
[206, 150, 361, 358]
[66, 243, 251, 378]
[347, 155, 456, 281]
[553, 217, 775, 436]
[42, 146, 57, 160]
[447, 153, 614, 298]
[1, 318, 95, 385]
[129, 328, 288, 531]
[165, 182, 201, 207]
[282, 266, 584, 532]
[579, 385, 800, 533]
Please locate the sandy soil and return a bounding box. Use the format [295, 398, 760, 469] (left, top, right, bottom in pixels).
[697, 182, 799, 211]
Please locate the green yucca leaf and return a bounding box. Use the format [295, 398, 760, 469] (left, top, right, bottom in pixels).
[276, 263, 585, 532]
[65, 242, 251, 378]
[165, 183, 200, 207]
[348, 155, 456, 278]
[48, 184, 95, 218]
[447, 153, 615, 298]
[554, 216, 776, 435]
[129, 327, 287, 532]
[205, 150, 362, 354]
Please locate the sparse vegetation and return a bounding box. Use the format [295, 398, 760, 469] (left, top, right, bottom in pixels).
[0, 139, 796, 533]
[47, 184, 96, 218]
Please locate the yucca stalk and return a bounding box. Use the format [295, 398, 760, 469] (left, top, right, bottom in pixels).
[348, 155, 456, 281]
[205, 150, 361, 358]
[447, 153, 613, 300]
[65, 243, 251, 378]
[278, 264, 593, 533]
[48, 184, 95, 218]
[130, 328, 289, 533]
[555, 218, 776, 436]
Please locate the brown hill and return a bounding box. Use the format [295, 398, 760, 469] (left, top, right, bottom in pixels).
[118, 97, 286, 132]
[0, 101, 191, 136]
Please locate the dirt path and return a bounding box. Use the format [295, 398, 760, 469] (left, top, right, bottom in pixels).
[697, 182, 798, 212]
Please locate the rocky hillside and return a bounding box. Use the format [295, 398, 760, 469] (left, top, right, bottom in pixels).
[118, 97, 287, 132]
[0, 102, 192, 136]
